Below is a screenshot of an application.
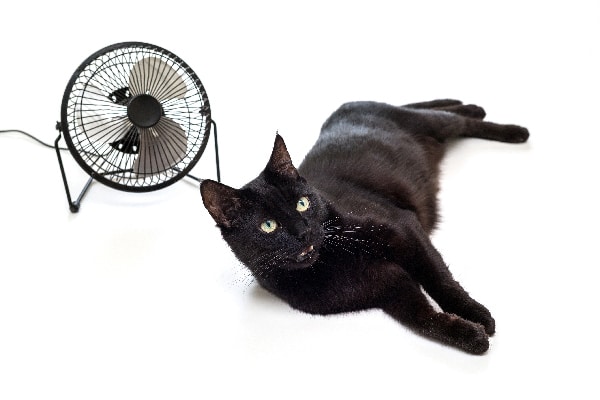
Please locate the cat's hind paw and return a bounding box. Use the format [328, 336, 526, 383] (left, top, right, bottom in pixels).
[501, 124, 530, 143]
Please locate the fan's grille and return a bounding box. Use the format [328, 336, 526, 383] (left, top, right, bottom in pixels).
[61, 42, 211, 192]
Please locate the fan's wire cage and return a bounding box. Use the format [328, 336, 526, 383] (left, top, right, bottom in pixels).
[55, 42, 219, 212]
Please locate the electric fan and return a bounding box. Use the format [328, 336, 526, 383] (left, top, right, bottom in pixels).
[55, 42, 220, 212]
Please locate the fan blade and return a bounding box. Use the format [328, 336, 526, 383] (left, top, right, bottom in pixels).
[133, 116, 187, 175]
[87, 117, 131, 145]
[160, 98, 189, 123]
[128, 57, 187, 102]
[77, 85, 130, 145]
[77, 84, 110, 128]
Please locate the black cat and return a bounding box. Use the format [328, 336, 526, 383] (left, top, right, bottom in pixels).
[200, 100, 528, 354]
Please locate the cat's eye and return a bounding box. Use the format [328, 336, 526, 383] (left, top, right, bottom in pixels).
[296, 196, 310, 212]
[260, 219, 278, 233]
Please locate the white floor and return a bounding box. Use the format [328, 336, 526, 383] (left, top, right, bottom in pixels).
[1, 1, 598, 399]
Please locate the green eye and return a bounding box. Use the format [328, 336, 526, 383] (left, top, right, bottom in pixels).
[260, 219, 278, 233]
[296, 196, 310, 212]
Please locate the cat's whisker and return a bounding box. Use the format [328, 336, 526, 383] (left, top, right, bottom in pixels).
[229, 248, 293, 290]
[248, 248, 286, 268]
[229, 262, 257, 289]
[322, 216, 342, 230]
[249, 248, 292, 279]
[324, 235, 357, 255]
[323, 229, 388, 258]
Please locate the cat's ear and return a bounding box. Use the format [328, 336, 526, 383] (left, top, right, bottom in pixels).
[266, 134, 299, 179]
[200, 180, 242, 228]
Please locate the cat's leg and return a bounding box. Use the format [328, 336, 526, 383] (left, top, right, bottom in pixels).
[334, 101, 527, 143]
[392, 219, 496, 335]
[379, 264, 490, 354]
[292, 258, 489, 354]
[379, 102, 528, 144]
[460, 118, 529, 143]
[402, 99, 463, 109]
[436, 104, 486, 120]
[417, 111, 529, 144]
[402, 100, 485, 119]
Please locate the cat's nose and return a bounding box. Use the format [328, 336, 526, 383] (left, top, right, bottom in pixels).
[293, 220, 311, 241]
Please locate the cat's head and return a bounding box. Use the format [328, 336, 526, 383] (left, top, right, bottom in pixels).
[200, 135, 328, 273]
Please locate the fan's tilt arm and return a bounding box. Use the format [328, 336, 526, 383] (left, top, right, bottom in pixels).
[211, 119, 221, 183]
[183, 119, 221, 184]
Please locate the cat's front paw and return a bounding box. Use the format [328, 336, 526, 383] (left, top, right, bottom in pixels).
[456, 320, 490, 355]
[481, 314, 495, 335]
[436, 313, 490, 355]
[461, 302, 495, 335]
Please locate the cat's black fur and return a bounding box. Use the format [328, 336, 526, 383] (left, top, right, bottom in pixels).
[201, 100, 528, 354]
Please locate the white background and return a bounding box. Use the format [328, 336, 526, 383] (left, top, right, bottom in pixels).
[1, 1, 598, 399]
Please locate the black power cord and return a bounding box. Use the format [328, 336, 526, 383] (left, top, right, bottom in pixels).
[0, 129, 68, 151]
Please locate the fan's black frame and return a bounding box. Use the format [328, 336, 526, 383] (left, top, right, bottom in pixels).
[54, 42, 221, 213]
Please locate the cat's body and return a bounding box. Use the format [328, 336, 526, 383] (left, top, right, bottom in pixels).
[201, 100, 528, 354]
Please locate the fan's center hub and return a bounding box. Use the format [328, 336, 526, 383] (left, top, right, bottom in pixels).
[127, 94, 163, 128]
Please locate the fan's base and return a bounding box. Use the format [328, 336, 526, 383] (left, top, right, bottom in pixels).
[54, 120, 221, 213]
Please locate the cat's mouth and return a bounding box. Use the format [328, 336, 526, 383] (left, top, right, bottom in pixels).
[296, 245, 315, 261]
[288, 244, 318, 268]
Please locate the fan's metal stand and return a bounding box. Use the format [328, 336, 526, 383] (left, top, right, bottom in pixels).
[54, 120, 221, 213]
